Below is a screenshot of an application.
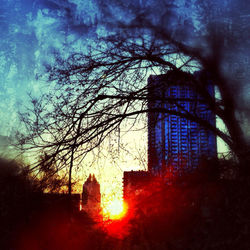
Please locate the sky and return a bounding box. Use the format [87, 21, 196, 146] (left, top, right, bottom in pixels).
[0, 0, 249, 204]
[0, 0, 148, 203]
[0, 0, 101, 136]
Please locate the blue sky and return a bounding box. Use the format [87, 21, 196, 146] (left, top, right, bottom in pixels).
[0, 0, 187, 136]
[0, 0, 149, 197]
[1, 0, 249, 138]
[1, 0, 250, 197]
[0, 0, 241, 154]
[0, 0, 102, 136]
[0, 0, 197, 135]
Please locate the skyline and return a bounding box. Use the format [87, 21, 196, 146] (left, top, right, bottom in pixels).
[0, 0, 248, 206]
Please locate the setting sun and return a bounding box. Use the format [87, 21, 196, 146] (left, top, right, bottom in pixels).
[103, 199, 128, 220]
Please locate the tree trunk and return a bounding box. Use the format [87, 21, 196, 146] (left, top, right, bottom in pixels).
[222, 106, 249, 176]
[214, 70, 249, 176]
[68, 150, 74, 196]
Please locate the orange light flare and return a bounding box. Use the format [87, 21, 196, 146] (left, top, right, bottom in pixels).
[102, 198, 128, 221]
[101, 198, 131, 239]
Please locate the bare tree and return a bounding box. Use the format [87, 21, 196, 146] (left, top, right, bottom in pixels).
[17, 0, 250, 193]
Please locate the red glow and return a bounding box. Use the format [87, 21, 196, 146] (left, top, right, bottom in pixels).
[102, 217, 131, 239]
[102, 199, 128, 220]
[101, 199, 132, 239]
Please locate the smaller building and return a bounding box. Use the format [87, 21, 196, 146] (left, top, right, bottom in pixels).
[82, 174, 101, 215]
[123, 171, 151, 200]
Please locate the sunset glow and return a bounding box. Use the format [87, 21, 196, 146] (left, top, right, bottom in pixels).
[103, 199, 128, 220]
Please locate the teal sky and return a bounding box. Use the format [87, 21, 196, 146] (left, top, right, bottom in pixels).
[1, 0, 250, 175]
[1, 0, 250, 202]
[1, 0, 245, 153]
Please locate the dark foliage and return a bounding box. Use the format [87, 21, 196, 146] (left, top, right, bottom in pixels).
[0, 158, 42, 249]
[1, 157, 250, 249]
[121, 162, 250, 249]
[0, 157, 110, 250]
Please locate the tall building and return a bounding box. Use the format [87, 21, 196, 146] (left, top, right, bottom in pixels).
[82, 174, 101, 214]
[123, 71, 217, 198]
[148, 71, 217, 176]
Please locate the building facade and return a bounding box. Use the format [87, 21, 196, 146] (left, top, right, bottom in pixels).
[123, 171, 151, 199]
[82, 174, 101, 214]
[148, 71, 217, 176]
